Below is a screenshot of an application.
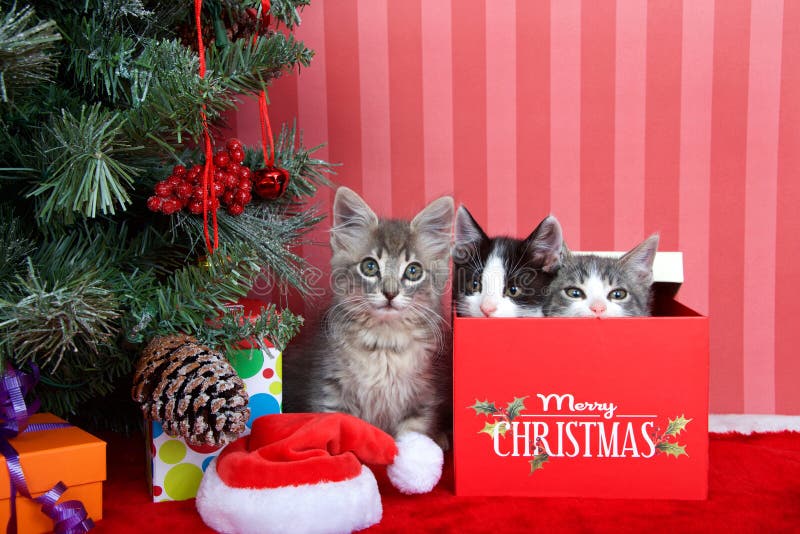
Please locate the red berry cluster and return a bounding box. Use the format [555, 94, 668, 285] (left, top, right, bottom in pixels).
[147, 139, 254, 217]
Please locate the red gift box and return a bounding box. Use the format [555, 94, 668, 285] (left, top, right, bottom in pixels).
[453, 252, 709, 500]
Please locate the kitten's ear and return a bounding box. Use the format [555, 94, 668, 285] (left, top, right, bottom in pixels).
[454, 206, 487, 247]
[453, 206, 488, 261]
[411, 196, 455, 258]
[559, 242, 574, 264]
[525, 215, 563, 272]
[619, 234, 659, 285]
[453, 205, 487, 264]
[331, 187, 379, 253]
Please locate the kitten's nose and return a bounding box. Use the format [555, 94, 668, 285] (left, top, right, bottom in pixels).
[590, 302, 607, 316]
[480, 301, 497, 317]
[383, 288, 399, 301]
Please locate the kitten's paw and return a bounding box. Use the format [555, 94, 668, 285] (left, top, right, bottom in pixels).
[396, 419, 449, 452]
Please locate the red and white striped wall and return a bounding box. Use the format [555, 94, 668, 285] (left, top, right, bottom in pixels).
[231, 0, 800, 416]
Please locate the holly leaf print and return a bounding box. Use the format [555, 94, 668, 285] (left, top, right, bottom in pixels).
[471, 399, 498, 416]
[657, 441, 688, 458]
[664, 415, 692, 437]
[506, 396, 528, 421]
[529, 453, 549, 474]
[479, 421, 509, 438]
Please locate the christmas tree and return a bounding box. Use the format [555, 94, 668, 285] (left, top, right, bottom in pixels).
[0, 0, 331, 427]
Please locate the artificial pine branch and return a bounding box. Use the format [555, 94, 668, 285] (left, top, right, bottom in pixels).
[198, 303, 302, 354]
[0, 258, 120, 371]
[0, 221, 133, 414]
[64, 15, 141, 104]
[0, 3, 61, 102]
[121, 39, 215, 146]
[267, 0, 310, 29]
[28, 104, 142, 222]
[0, 83, 82, 165]
[0, 205, 35, 283]
[120, 240, 263, 344]
[179, 204, 323, 294]
[96, 0, 153, 22]
[271, 122, 335, 199]
[31, 220, 131, 282]
[207, 31, 312, 94]
[0, 0, 331, 425]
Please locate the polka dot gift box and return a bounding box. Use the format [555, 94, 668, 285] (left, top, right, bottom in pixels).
[146, 345, 283, 502]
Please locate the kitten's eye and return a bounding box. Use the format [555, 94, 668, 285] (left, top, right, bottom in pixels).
[360, 258, 380, 277]
[470, 278, 482, 293]
[505, 285, 519, 297]
[564, 287, 586, 299]
[608, 288, 628, 300]
[404, 262, 423, 281]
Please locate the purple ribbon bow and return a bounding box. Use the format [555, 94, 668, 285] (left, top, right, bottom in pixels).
[0, 365, 94, 534]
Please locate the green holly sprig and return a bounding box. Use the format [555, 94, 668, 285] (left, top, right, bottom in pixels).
[469, 396, 550, 474]
[652, 415, 692, 458]
[471, 396, 527, 437]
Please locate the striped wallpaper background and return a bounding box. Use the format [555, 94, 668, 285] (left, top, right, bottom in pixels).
[232, 0, 800, 415]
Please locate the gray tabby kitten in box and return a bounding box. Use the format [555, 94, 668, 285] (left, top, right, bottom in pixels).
[543, 235, 659, 317]
[283, 187, 454, 448]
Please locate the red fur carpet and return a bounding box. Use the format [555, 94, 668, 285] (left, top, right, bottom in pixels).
[95, 431, 800, 533]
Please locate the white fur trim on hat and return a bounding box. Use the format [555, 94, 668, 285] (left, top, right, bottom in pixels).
[196, 459, 382, 534]
[387, 432, 443, 494]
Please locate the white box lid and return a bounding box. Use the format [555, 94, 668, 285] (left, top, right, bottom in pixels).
[572, 251, 683, 285]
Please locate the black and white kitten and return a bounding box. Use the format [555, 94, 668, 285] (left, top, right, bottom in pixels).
[453, 206, 563, 317]
[283, 187, 454, 447]
[543, 235, 659, 318]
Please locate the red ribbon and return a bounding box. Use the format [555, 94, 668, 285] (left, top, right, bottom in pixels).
[257, 0, 275, 168]
[194, 0, 218, 252]
[258, 90, 275, 167]
[193, 0, 275, 253]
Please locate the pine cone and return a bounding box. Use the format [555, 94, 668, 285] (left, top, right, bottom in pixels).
[132, 334, 250, 447]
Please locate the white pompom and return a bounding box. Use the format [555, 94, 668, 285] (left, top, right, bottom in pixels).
[386, 432, 443, 494]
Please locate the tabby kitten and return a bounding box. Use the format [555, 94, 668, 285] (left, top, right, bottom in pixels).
[453, 206, 563, 317]
[282, 187, 454, 447]
[543, 235, 659, 318]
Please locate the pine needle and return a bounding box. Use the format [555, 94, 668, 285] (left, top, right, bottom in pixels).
[0, 4, 61, 102]
[29, 104, 142, 221]
[0, 259, 120, 371]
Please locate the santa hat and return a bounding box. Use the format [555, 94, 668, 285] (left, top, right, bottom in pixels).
[196, 412, 444, 534]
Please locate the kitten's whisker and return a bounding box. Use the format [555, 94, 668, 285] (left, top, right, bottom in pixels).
[508, 251, 529, 279]
[324, 297, 372, 335]
[468, 255, 483, 273]
[405, 302, 445, 350]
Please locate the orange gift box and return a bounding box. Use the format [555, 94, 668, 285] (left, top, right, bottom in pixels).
[0, 413, 106, 533]
[453, 252, 709, 500]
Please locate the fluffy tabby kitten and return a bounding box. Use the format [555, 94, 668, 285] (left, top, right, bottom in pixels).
[453, 206, 563, 317]
[282, 187, 454, 447]
[543, 235, 659, 318]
